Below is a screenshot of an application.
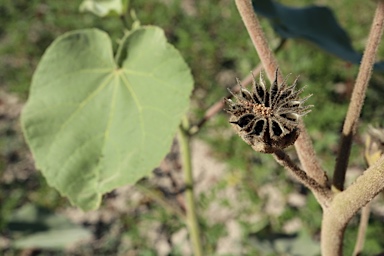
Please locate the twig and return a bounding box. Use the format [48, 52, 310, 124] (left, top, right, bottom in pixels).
[234, 0, 328, 189]
[273, 149, 331, 208]
[189, 64, 263, 135]
[333, 0, 384, 191]
[178, 118, 203, 256]
[352, 202, 371, 256]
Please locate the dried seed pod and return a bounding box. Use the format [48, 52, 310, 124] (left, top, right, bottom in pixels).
[224, 69, 312, 153]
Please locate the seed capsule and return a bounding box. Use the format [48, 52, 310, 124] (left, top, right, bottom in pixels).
[224, 69, 312, 153]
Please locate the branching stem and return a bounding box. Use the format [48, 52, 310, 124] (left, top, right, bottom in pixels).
[322, 155, 384, 255]
[234, 0, 328, 190]
[352, 202, 371, 256]
[235, 1, 384, 255]
[273, 149, 331, 208]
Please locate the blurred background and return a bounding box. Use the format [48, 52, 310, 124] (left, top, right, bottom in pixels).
[1, 0, 384, 255]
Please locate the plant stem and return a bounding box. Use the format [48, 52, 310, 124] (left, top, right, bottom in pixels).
[234, 0, 328, 187]
[178, 118, 203, 256]
[322, 154, 384, 255]
[333, 0, 384, 191]
[295, 122, 329, 187]
[321, 210, 345, 256]
[234, 0, 281, 82]
[273, 149, 331, 208]
[352, 202, 371, 256]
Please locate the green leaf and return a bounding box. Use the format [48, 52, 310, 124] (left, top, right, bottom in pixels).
[79, 0, 129, 17]
[8, 204, 92, 250]
[21, 27, 193, 210]
[253, 0, 384, 71]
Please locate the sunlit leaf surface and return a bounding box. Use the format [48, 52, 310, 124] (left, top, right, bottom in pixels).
[21, 27, 193, 210]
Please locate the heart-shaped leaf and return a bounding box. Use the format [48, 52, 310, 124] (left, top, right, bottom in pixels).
[253, 0, 384, 71]
[21, 27, 193, 210]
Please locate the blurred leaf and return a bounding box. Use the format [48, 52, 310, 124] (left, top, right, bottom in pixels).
[21, 27, 193, 210]
[79, 0, 129, 17]
[252, 0, 384, 71]
[8, 204, 92, 250]
[7, 204, 74, 232]
[13, 229, 92, 250]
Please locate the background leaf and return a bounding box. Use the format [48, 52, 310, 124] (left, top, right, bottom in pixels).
[7, 204, 92, 250]
[253, 0, 384, 71]
[21, 27, 193, 210]
[79, 0, 129, 17]
[13, 229, 92, 250]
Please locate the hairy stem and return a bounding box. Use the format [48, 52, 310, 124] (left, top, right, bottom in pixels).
[322, 155, 384, 255]
[273, 149, 331, 208]
[333, 0, 384, 191]
[235, 0, 328, 187]
[321, 210, 345, 256]
[234, 0, 281, 82]
[178, 119, 203, 256]
[352, 202, 371, 256]
[295, 122, 329, 187]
